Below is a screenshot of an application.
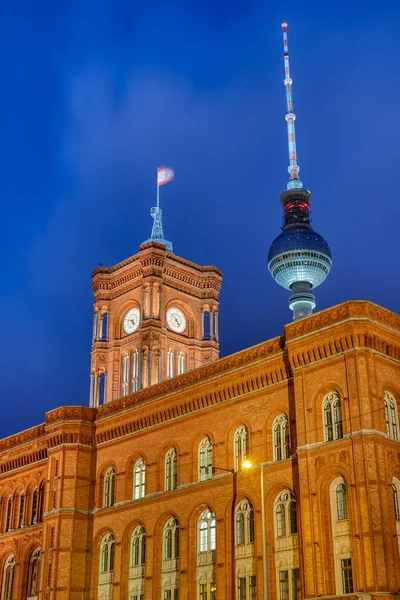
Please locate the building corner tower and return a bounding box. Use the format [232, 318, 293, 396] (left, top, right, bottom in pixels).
[268, 23, 332, 320]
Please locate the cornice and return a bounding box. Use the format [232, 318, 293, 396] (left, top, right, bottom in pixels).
[0, 425, 46, 454]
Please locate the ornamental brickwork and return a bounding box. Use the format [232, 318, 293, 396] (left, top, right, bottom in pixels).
[0, 300, 400, 600]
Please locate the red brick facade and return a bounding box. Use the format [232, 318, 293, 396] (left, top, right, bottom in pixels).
[0, 249, 400, 600]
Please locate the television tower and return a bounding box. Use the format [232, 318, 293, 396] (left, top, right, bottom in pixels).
[268, 23, 332, 320]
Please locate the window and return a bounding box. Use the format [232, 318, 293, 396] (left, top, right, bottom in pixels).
[177, 352, 185, 375]
[165, 449, 178, 491]
[292, 568, 300, 600]
[199, 438, 212, 481]
[5, 497, 12, 532]
[122, 353, 129, 396]
[235, 500, 255, 545]
[131, 526, 146, 566]
[384, 392, 399, 440]
[198, 509, 216, 553]
[234, 426, 249, 471]
[103, 468, 115, 508]
[393, 480, 400, 521]
[273, 415, 290, 461]
[100, 534, 114, 573]
[323, 392, 343, 441]
[1, 555, 15, 600]
[134, 459, 146, 500]
[341, 558, 354, 594]
[275, 492, 297, 538]
[336, 483, 348, 521]
[37, 483, 45, 522]
[131, 349, 139, 392]
[199, 584, 207, 600]
[27, 549, 41, 597]
[18, 493, 25, 528]
[249, 575, 257, 600]
[279, 570, 289, 600]
[167, 349, 174, 378]
[238, 577, 246, 600]
[31, 489, 38, 525]
[163, 518, 179, 561]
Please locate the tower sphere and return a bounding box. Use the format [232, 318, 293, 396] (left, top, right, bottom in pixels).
[268, 228, 332, 291]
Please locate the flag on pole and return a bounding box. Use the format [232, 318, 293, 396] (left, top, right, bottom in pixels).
[157, 166, 174, 187]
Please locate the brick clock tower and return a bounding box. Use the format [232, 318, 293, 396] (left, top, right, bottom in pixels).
[89, 241, 222, 406]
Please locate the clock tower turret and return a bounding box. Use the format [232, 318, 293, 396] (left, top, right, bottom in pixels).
[89, 242, 222, 407]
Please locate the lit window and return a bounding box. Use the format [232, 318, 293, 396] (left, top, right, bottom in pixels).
[276, 504, 286, 537]
[234, 426, 249, 471]
[323, 392, 343, 442]
[336, 483, 348, 521]
[198, 509, 216, 553]
[177, 351, 185, 375]
[167, 349, 174, 378]
[273, 414, 290, 461]
[134, 459, 146, 500]
[275, 491, 297, 538]
[199, 438, 212, 481]
[131, 349, 139, 392]
[122, 353, 129, 396]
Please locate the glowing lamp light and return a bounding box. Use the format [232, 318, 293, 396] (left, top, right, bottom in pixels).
[242, 460, 253, 469]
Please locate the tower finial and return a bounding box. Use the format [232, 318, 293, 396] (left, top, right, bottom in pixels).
[143, 167, 174, 253]
[282, 22, 303, 190]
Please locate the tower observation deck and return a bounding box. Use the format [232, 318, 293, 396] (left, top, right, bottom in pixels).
[268, 23, 332, 320]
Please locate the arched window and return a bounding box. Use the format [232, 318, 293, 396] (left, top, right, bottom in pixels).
[5, 497, 12, 532]
[131, 526, 146, 566]
[100, 533, 114, 573]
[167, 349, 174, 378]
[37, 483, 45, 522]
[235, 499, 255, 546]
[103, 468, 115, 508]
[273, 414, 290, 461]
[134, 459, 146, 500]
[31, 489, 38, 525]
[1, 555, 15, 600]
[27, 549, 41, 597]
[131, 349, 139, 392]
[177, 351, 185, 375]
[392, 484, 400, 521]
[17, 493, 25, 528]
[199, 438, 213, 482]
[384, 392, 399, 440]
[234, 426, 249, 471]
[336, 483, 348, 521]
[198, 509, 216, 553]
[122, 353, 129, 396]
[163, 518, 179, 561]
[165, 449, 178, 491]
[274, 491, 297, 539]
[323, 392, 343, 441]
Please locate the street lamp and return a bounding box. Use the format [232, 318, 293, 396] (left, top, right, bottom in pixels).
[242, 461, 268, 600]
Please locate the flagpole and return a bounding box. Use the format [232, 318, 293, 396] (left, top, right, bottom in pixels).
[156, 168, 160, 209]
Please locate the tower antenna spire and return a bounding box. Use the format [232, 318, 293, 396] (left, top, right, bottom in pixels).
[282, 22, 303, 190]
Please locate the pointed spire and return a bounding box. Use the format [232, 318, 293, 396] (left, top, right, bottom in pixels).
[282, 22, 303, 190]
[148, 206, 173, 252]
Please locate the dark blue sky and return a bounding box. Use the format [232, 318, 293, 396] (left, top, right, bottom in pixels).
[1, 0, 399, 438]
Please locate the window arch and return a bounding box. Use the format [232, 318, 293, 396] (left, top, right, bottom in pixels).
[199, 438, 213, 482]
[122, 353, 129, 396]
[163, 518, 179, 561]
[177, 351, 185, 375]
[198, 509, 216, 553]
[100, 533, 114, 573]
[1, 555, 15, 600]
[384, 392, 399, 440]
[273, 414, 290, 461]
[234, 426, 249, 471]
[131, 526, 146, 566]
[17, 492, 25, 528]
[103, 468, 115, 508]
[134, 459, 146, 500]
[323, 392, 343, 441]
[336, 483, 348, 521]
[165, 449, 178, 491]
[235, 499, 255, 546]
[274, 491, 297, 538]
[5, 497, 12, 532]
[27, 548, 41, 597]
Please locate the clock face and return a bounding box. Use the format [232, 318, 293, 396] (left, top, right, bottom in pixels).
[123, 308, 140, 334]
[166, 307, 186, 334]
